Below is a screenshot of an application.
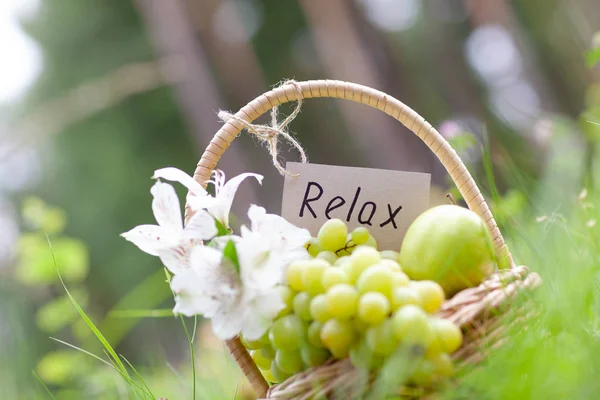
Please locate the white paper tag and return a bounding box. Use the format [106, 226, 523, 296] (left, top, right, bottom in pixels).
[281, 162, 431, 251]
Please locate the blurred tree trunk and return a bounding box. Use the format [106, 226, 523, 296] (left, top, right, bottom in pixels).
[349, 1, 478, 185]
[134, 0, 260, 215]
[297, 0, 436, 175]
[185, 0, 268, 107]
[184, 0, 282, 208]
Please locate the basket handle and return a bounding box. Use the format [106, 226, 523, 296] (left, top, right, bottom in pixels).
[185, 79, 513, 397]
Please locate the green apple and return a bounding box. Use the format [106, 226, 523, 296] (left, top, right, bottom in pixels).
[398, 205, 495, 296]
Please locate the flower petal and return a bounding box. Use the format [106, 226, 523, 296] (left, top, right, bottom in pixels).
[186, 193, 219, 213]
[248, 205, 311, 250]
[241, 288, 284, 341]
[153, 167, 208, 196]
[172, 245, 241, 322]
[172, 268, 220, 317]
[183, 209, 218, 240]
[157, 243, 195, 273]
[151, 182, 183, 235]
[189, 245, 243, 291]
[247, 204, 267, 229]
[239, 235, 308, 290]
[213, 173, 263, 227]
[211, 304, 245, 340]
[121, 225, 169, 256]
[210, 234, 243, 250]
[189, 245, 224, 272]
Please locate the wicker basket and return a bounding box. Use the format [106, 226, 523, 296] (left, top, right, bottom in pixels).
[184, 80, 542, 399]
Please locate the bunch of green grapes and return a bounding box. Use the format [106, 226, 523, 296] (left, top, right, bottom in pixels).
[242, 219, 463, 387]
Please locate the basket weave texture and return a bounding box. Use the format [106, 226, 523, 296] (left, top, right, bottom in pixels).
[184, 80, 542, 399]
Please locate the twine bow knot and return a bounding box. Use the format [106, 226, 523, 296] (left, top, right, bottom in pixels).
[217, 80, 307, 177]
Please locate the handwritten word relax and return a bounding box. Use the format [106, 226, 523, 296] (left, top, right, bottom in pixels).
[299, 182, 402, 228]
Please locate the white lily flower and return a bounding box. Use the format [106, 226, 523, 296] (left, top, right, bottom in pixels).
[238, 205, 311, 287]
[171, 245, 284, 340]
[121, 182, 217, 273]
[153, 167, 263, 229]
[247, 205, 312, 251]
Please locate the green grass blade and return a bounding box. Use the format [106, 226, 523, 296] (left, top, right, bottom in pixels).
[101, 350, 148, 398]
[50, 337, 114, 369]
[51, 337, 147, 395]
[46, 235, 130, 378]
[180, 315, 197, 400]
[33, 370, 56, 400]
[120, 354, 156, 399]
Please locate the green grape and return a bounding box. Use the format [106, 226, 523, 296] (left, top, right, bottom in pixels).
[413, 281, 445, 314]
[352, 317, 369, 334]
[409, 360, 436, 387]
[339, 235, 352, 256]
[320, 319, 356, 356]
[336, 248, 352, 257]
[358, 292, 390, 325]
[347, 246, 381, 281]
[392, 305, 433, 347]
[318, 219, 348, 251]
[270, 360, 291, 383]
[260, 343, 276, 359]
[317, 250, 338, 264]
[260, 368, 275, 383]
[310, 294, 331, 323]
[301, 343, 331, 367]
[341, 262, 357, 284]
[349, 340, 384, 371]
[364, 235, 378, 249]
[380, 258, 402, 272]
[275, 349, 304, 375]
[424, 322, 443, 358]
[365, 319, 398, 356]
[287, 260, 307, 292]
[250, 349, 272, 370]
[430, 318, 462, 353]
[240, 332, 268, 350]
[330, 345, 351, 359]
[269, 314, 306, 350]
[380, 250, 400, 261]
[391, 286, 421, 311]
[334, 256, 350, 266]
[391, 271, 410, 288]
[307, 238, 323, 258]
[351, 246, 381, 270]
[325, 284, 359, 319]
[356, 265, 394, 298]
[428, 352, 453, 377]
[302, 259, 329, 295]
[292, 291, 313, 321]
[322, 267, 349, 290]
[276, 285, 295, 317]
[351, 227, 370, 245]
[307, 321, 324, 348]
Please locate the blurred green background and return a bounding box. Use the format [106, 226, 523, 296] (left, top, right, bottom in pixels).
[0, 0, 599, 399]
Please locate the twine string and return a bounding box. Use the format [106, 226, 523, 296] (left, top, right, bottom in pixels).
[217, 80, 307, 176]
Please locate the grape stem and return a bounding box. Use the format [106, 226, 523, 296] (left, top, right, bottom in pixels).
[334, 240, 358, 256]
[446, 193, 457, 205]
